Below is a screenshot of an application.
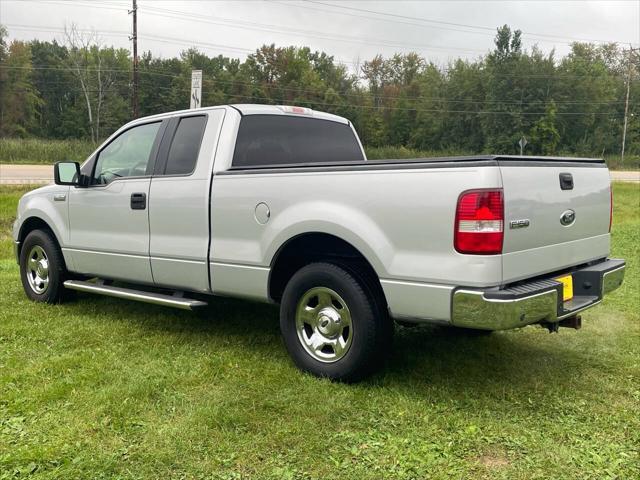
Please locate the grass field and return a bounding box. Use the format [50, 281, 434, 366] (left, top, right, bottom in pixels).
[0, 184, 638, 479]
[2, 138, 639, 170]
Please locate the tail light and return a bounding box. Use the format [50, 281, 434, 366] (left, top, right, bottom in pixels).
[454, 189, 504, 255]
[609, 184, 613, 232]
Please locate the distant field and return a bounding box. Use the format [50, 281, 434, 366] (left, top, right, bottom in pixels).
[1, 138, 639, 170]
[0, 183, 638, 479]
[0, 139, 99, 165]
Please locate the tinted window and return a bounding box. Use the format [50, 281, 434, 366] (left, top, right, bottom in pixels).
[93, 122, 161, 184]
[232, 115, 364, 167]
[164, 116, 207, 175]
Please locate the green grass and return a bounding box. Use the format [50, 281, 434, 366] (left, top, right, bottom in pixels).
[0, 139, 99, 165]
[2, 139, 638, 170]
[0, 184, 638, 479]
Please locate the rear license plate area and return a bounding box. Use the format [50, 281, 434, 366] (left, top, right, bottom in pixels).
[555, 274, 574, 301]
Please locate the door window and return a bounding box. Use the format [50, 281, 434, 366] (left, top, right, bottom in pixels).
[93, 122, 161, 184]
[164, 116, 207, 175]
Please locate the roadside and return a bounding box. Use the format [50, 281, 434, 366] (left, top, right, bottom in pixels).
[1, 163, 639, 185]
[0, 164, 53, 185]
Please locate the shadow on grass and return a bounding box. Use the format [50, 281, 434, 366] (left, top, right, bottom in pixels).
[65, 291, 598, 399]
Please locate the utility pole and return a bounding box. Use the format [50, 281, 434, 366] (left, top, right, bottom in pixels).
[621, 46, 637, 165]
[129, 0, 139, 118]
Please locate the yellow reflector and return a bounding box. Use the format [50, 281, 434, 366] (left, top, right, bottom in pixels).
[555, 274, 574, 301]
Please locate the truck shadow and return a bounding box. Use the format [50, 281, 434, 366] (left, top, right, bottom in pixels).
[73, 292, 602, 398]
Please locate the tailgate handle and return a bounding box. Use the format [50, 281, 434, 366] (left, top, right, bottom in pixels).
[559, 173, 574, 190]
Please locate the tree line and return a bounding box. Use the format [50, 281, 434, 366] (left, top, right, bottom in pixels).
[0, 24, 638, 157]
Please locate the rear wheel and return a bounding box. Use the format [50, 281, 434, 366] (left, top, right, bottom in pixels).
[20, 229, 68, 304]
[280, 262, 391, 382]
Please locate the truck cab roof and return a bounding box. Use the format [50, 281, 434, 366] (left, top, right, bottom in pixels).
[230, 104, 349, 124]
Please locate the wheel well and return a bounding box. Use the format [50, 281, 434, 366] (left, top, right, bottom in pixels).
[17, 217, 57, 256]
[268, 233, 386, 305]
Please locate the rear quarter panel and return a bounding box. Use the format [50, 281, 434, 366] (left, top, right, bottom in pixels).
[210, 165, 504, 299]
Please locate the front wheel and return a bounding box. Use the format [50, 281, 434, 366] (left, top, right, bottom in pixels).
[19, 229, 68, 304]
[280, 262, 391, 382]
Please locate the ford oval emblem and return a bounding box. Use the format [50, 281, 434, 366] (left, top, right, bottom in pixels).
[560, 209, 576, 226]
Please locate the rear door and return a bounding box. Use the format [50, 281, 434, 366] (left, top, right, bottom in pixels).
[148, 109, 225, 292]
[500, 158, 611, 283]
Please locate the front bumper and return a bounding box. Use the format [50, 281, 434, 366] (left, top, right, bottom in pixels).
[452, 258, 625, 330]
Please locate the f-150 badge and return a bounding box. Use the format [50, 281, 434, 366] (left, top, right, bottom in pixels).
[509, 219, 530, 229]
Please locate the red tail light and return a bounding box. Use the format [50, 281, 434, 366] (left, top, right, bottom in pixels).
[609, 184, 613, 233]
[454, 189, 504, 255]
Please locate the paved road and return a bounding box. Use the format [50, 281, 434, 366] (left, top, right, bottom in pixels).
[1, 164, 54, 185]
[1, 164, 639, 185]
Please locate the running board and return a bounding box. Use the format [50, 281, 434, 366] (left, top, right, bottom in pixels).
[63, 280, 208, 310]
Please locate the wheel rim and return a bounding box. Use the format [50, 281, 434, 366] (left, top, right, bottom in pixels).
[25, 245, 50, 294]
[295, 287, 353, 363]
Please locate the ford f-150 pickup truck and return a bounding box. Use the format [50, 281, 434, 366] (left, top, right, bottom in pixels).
[13, 104, 626, 381]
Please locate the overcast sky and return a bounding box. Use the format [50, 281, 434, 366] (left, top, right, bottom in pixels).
[2, 0, 639, 70]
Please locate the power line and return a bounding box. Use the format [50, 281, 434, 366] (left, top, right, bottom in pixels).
[33, 1, 488, 56]
[2, 65, 630, 106]
[301, 0, 640, 46]
[3, 25, 634, 82]
[12, 75, 628, 115]
[137, 3, 487, 56]
[15, 0, 637, 47]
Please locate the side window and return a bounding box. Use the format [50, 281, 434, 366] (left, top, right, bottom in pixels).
[93, 122, 161, 184]
[164, 116, 207, 175]
[231, 115, 364, 168]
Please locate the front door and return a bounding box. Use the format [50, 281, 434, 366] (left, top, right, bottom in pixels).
[66, 120, 164, 284]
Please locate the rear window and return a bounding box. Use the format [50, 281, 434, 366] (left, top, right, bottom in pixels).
[164, 115, 207, 175]
[231, 115, 363, 167]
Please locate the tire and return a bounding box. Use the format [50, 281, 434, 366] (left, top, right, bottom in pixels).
[280, 262, 392, 382]
[19, 229, 68, 304]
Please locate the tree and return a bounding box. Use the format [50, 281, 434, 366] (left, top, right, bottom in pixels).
[529, 100, 560, 154]
[63, 24, 128, 142]
[0, 37, 41, 137]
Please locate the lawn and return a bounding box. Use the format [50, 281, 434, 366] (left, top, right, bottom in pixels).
[0, 184, 638, 479]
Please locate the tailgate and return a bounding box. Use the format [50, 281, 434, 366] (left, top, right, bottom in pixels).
[499, 158, 611, 284]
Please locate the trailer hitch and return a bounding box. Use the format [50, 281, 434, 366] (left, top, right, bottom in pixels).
[543, 315, 582, 333]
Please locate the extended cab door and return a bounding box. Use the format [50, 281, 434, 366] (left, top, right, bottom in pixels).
[148, 109, 225, 292]
[66, 120, 165, 283]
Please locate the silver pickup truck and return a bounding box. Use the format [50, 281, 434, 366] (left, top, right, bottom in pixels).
[13, 104, 626, 381]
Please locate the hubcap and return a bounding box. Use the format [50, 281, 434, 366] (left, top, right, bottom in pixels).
[295, 287, 353, 363]
[25, 245, 50, 294]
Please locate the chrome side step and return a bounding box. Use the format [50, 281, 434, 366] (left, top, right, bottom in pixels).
[63, 280, 208, 310]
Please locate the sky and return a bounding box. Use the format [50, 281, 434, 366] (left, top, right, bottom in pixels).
[1, 0, 639, 71]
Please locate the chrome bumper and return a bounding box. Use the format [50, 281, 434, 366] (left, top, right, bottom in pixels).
[452, 258, 626, 331]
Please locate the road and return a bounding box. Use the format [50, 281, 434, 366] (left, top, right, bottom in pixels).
[1, 164, 639, 185]
[1, 164, 54, 185]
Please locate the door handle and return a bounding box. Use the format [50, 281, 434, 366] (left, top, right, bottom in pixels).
[130, 192, 147, 210]
[559, 173, 574, 190]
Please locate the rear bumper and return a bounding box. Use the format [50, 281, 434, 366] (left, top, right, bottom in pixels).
[451, 258, 625, 330]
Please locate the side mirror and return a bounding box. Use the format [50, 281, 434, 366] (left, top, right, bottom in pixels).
[54, 161, 81, 186]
